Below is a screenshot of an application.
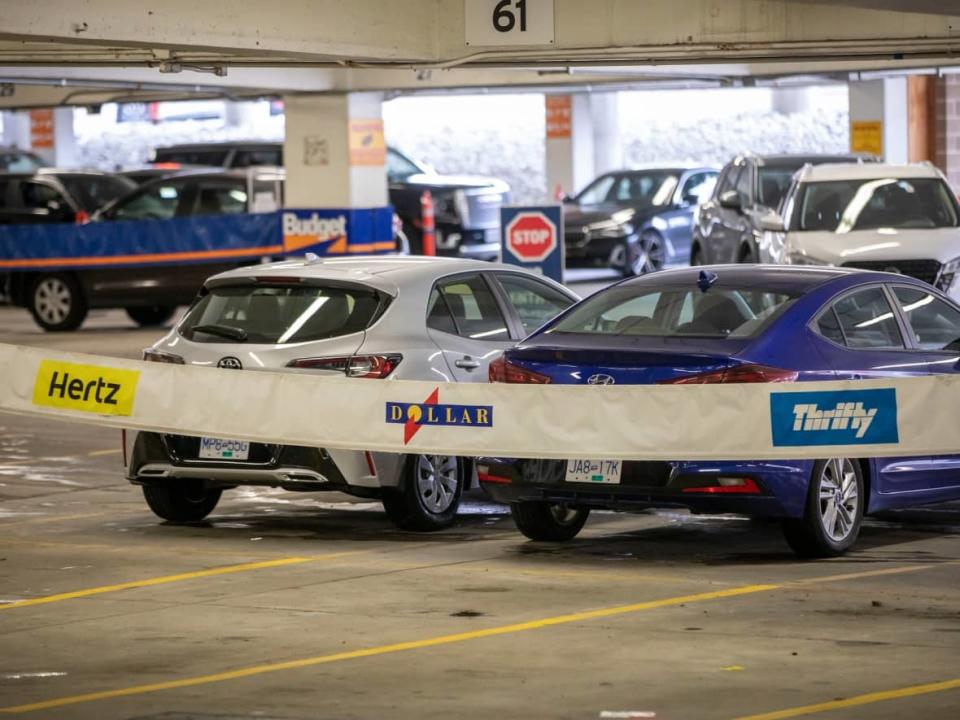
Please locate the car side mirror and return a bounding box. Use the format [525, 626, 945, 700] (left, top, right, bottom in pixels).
[718, 190, 743, 211]
[758, 211, 786, 233]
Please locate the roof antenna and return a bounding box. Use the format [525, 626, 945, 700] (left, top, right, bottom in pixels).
[697, 269, 718, 292]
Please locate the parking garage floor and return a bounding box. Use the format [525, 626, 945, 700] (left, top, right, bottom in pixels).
[1, 304, 959, 720]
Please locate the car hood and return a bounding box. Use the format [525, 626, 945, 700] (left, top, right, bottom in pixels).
[786, 228, 960, 264]
[396, 173, 509, 193]
[563, 204, 658, 231]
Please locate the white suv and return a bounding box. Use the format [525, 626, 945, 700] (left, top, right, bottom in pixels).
[760, 162, 960, 300]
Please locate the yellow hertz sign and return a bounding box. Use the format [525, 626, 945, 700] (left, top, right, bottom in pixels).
[32, 360, 140, 416]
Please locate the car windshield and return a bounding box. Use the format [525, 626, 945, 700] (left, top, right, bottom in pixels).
[794, 177, 958, 232]
[59, 175, 137, 211]
[180, 284, 386, 344]
[576, 171, 679, 206]
[0, 151, 47, 172]
[545, 284, 799, 338]
[758, 164, 803, 208]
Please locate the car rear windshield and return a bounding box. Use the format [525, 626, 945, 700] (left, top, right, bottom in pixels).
[60, 175, 137, 211]
[180, 284, 386, 344]
[794, 177, 958, 232]
[545, 284, 799, 339]
[154, 148, 229, 166]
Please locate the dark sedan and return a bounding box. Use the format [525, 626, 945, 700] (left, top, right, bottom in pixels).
[563, 166, 717, 276]
[0, 170, 136, 225]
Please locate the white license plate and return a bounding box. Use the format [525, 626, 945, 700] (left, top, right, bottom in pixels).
[565, 459, 622, 484]
[198, 437, 250, 461]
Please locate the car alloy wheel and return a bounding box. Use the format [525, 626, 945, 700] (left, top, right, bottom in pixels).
[34, 277, 73, 326]
[629, 231, 666, 275]
[415, 454, 460, 514]
[817, 457, 860, 543]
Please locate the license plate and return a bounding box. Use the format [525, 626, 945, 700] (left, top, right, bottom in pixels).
[565, 459, 622, 484]
[198, 437, 250, 461]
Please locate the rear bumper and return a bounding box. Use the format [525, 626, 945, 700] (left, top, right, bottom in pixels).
[126, 431, 386, 497]
[479, 458, 810, 518]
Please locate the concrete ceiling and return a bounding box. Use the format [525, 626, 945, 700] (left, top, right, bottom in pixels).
[0, 0, 959, 108]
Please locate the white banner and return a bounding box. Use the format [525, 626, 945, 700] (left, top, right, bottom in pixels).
[0, 343, 957, 461]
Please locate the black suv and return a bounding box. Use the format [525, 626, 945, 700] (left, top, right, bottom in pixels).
[152, 142, 510, 260]
[690, 153, 873, 265]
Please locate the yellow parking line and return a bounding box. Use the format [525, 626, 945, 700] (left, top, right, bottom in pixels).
[87, 448, 122, 457]
[732, 677, 960, 720]
[0, 552, 360, 612]
[0, 583, 779, 714]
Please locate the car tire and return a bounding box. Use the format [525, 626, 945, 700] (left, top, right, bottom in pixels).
[381, 454, 465, 531]
[690, 245, 703, 266]
[782, 458, 864, 558]
[623, 230, 667, 277]
[126, 305, 177, 327]
[142, 482, 222, 523]
[510, 501, 590, 542]
[28, 273, 88, 332]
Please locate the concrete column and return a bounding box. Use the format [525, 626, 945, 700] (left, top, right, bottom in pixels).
[848, 78, 909, 163]
[283, 92, 387, 208]
[224, 100, 269, 128]
[589, 92, 621, 177]
[934, 74, 960, 188]
[1, 111, 31, 149]
[544, 91, 622, 200]
[51, 107, 78, 167]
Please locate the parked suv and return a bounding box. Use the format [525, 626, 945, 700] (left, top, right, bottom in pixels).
[761, 162, 960, 301]
[691, 153, 872, 266]
[4, 169, 283, 331]
[563, 166, 717, 275]
[151, 141, 510, 261]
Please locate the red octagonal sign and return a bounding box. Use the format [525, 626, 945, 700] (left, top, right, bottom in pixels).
[505, 211, 558, 263]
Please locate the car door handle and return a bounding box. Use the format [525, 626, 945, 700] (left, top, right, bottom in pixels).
[455, 357, 480, 370]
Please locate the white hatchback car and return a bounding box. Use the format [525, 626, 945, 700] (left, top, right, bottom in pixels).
[760, 162, 960, 301]
[126, 256, 577, 530]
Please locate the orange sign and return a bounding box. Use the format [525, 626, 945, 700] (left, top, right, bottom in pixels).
[348, 119, 386, 166]
[851, 120, 882, 157]
[30, 109, 54, 149]
[546, 95, 572, 139]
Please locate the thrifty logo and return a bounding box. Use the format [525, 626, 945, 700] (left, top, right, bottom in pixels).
[386, 388, 493, 445]
[32, 360, 139, 416]
[770, 388, 898, 447]
[792, 402, 876, 438]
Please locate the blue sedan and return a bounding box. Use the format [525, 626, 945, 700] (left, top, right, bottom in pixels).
[480, 265, 960, 557]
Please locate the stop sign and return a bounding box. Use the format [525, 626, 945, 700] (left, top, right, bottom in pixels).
[505, 211, 558, 263]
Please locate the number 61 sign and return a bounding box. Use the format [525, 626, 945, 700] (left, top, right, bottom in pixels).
[464, 0, 555, 46]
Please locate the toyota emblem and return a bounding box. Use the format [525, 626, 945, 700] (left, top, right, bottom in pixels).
[217, 356, 243, 369]
[587, 374, 615, 385]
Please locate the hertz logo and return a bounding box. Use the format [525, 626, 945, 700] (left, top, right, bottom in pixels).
[32, 360, 139, 416]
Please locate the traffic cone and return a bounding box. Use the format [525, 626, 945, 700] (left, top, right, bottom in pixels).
[420, 190, 436, 256]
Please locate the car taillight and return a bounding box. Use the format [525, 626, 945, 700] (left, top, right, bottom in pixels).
[74, 210, 90, 225]
[142, 348, 184, 364]
[286, 354, 401, 378]
[488, 356, 551, 384]
[681, 477, 761, 495]
[658, 364, 797, 384]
